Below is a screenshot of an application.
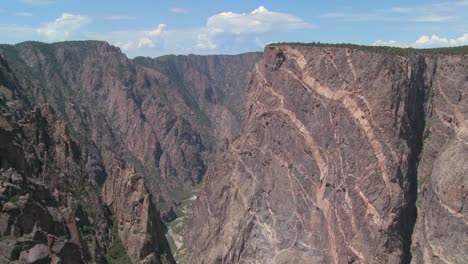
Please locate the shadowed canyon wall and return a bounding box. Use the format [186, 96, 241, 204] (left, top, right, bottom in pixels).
[0, 41, 260, 263]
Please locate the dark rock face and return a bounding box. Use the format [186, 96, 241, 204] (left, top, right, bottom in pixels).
[0, 113, 107, 263]
[0, 41, 261, 263]
[410, 55, 468, 264]
[0, 52, 94, 263]
[133, 53, 262, 150]
[189, 45, 467, 263]
[161, 207, 177, 223]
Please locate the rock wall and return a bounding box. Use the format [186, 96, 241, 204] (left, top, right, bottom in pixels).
[0, 84, 112, 263]
[1, 40, 466, 263]
[410, 55, 468, 264]
[189, 45, 467, 263]
[0, 41, 260, 263]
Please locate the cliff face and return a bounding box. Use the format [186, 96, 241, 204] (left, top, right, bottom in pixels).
[189, 45, 467, 263]
[1, 40, 466, 264]
[410, 55, 468, 264]
[134, 53, 261, 148]
[0, 41, 260, 263]
[0, 55, 114, 263]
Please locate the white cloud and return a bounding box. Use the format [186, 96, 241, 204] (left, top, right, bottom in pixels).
[87, 6, 311, 55]
[104, 15, 135, 20]
[170, 8, 188, 14]
[414, 34, 464, 46]
[37, 13, 91, 41]
[138, 37, 155, 48]
[372, 40, 400, 46]
[16, 12, 33, 17]
[196, 29, 222, 49]
[206, 6, 311, 34]
[196, 5, 312, 49]
[107, 24, 166, 51]
[114, 40, 134, 51]
[373, 33, 468, 48]
[18, 0, 53, 5]
[148, 24, 166, 37]
[6, 5, 309, 55]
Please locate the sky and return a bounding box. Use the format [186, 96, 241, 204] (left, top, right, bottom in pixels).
[1, 0, 468, 57]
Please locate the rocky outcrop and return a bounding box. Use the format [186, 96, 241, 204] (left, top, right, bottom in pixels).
[102, 166, 174, 263]
[0, 41, 260, 263]
[189, 45, 467, 263]
[0, 168, 86, 264]
[0, 104, 110, 263]
[0, 41, 260, 205]
[0, 49, 170, 263]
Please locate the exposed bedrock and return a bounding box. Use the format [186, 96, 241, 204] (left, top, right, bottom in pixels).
[190, 45, 468, 264]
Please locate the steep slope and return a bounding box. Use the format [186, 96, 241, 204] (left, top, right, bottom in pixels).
[132, 52, 261, 262]
[0, 53, 130, 263]
[410, 55, 468, 263]
[0, 41, 206, 205]
[133, 53, 261, 149]
[189, 45, 467, 263]
[0, 41, 261, 263]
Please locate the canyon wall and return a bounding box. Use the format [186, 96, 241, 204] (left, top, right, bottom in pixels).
[189, 45, 467, 264]
[0, 41, 260, 263]
[1, 40, 466, 263]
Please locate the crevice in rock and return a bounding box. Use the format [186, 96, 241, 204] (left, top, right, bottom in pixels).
[397, 56, 432, 263]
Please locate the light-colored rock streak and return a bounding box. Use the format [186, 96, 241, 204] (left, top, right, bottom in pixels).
[255, 64, 327, 180]
[283, 47, 392, 192]
[346, 50, 357, 81]
[433, 186, 468, 225]
[255, 64, 340, 263]
[356, 185, 383, 226]
[335, 207, 365, 261]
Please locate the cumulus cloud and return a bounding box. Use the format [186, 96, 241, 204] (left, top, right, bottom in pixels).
[114, 40, 134, 51]
[136, 24, 166, 48]
[37, 13, 91, 41]
[206, 6, 311, 34]
[373, 33, 468, 47]
[414, 34, 468, 46]
[110, 24, 166, 51]
[196, 5, 312, 49]
[138, 37, 155, 48]
[196, 28, 222, 49]
[148, 24, 166, 37]
[171, 8, 188, 14]
[93, 6, 311, 55]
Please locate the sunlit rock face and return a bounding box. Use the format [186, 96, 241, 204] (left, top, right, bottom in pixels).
[189, 45, 468, 264]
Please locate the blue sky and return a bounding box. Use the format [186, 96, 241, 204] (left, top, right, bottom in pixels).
[1, 0, 467, 57]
